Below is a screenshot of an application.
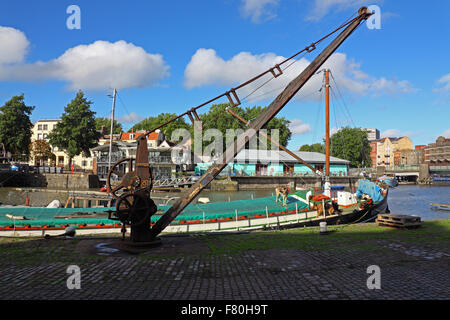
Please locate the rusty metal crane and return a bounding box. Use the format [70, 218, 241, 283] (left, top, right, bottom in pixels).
[106, 7, 373, 243]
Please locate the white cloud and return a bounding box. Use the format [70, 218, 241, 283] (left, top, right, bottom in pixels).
[306, 0, 383, 22]
[0, 26, 170, 91]
[441, 129, 450, 138]
[289, 119, 311, 135]
[0, 26, 29, 64]
[184, 49, 416, 102]
[240, 0, 279, 23]
[381, 129, 423, 139]
[370, 77, 417, 95]
[434, 73, 450, 92]
[118, 112, 144, 123]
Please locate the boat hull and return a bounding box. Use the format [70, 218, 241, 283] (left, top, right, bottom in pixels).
[0, 192, 390, 236]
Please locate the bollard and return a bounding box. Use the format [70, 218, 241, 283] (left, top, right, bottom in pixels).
[320, 222, 328, 235]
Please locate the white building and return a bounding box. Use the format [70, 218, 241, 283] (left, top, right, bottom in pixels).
[29, 119, 94, 171]
[364, 128, 380, 141]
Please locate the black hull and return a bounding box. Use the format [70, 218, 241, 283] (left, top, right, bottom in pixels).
[283, 191, 389, 229]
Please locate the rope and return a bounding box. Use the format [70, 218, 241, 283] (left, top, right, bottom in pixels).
[140, 12, 366, 138]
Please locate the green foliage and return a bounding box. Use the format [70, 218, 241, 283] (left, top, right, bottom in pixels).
[330, 127, 371, 167]
[299, 143, 325, 153]
[130, 104, 292, 154]
[30, 139, 54, 162]
[0, 94, 34, 159]
[198, 103, 291, 150]
[48, 91, 100, 163]
[131, 113, 190, 141]
[95, 117, 123, 135]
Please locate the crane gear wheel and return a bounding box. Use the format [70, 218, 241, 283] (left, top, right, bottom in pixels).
[106, 157, 153, 199]
[115, 192, 157, 228]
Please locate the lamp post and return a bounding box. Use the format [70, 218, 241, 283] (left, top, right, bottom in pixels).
[107, 89, 117, 171]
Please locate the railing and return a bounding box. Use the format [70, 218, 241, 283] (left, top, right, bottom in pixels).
[430, 166, 450, 171]
[149, 156, 173, 164]
[385, 165, 420, 171]
[226, 171, 350, 177]
[96, 156, 124, 164]
[153, 176, 195, 187]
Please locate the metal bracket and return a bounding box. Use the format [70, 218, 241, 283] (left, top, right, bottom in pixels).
[270, 64, 283, 78]
[226, 90, 241, 107]
[306, 43, 316, 52]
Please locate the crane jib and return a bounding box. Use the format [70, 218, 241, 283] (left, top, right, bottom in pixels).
[148, 7, 373, 239]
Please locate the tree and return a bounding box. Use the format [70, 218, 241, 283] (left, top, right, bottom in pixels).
[198, 103, 292, 150]
[243, 105, 291, 148]
[0, 94, 34, 160]
[30, 139, 55, 165]
[95, 117, 123, 135]
[299, 143, 325, 153]
[131, 113, 191, 141]
[48, 91, 100, 168]
[330, 127, 371, 167]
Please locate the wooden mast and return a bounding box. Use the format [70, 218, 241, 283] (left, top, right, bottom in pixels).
[325, 69, 330, 177]
[324, 69, 331, 197]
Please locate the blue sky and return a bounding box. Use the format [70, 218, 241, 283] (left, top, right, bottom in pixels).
[0, 0, 449, 150]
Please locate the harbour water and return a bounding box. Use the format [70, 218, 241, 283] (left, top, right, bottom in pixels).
[0, 185, 448, 221]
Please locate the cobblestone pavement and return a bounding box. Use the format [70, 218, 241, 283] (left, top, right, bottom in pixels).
[0, 228, 449, 300]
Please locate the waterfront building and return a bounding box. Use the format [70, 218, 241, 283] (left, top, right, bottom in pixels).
[424, 136, 450, 172]
[195, 149, 350, 176]
[369, 141, 377, 167]
[396, 145, 425, 166]
[29, 119, 94, 171]
[374, 136, 413, 167]
[92, 130, 193, 182]
[364, 128, 380, 141]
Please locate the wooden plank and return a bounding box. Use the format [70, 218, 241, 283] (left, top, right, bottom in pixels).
[376, 215, 422, 229]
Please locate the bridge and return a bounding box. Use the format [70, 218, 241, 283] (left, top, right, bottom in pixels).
[152, 176, 196, 189]
[349, 164, 446, 183]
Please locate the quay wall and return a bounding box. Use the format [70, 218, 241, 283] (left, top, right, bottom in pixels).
[231, 176, 361, 190]
[0, 172, 100, 189]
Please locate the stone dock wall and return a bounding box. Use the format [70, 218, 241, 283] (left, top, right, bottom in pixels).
[231, 176, 361, 190]
[0, 172, 100, 189]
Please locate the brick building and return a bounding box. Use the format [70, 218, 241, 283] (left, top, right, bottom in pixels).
[424, 136, 450, 170]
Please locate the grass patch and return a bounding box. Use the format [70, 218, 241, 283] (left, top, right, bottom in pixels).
[199, 220, 450, 255]
[0, 220, 448, 262]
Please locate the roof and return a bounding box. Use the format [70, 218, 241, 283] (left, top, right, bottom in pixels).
[120, 132, 162, 141]
[34, 119, 60, 124]
[375, 136, 410, 143]
[234, 149, 350, 164]
[91, 141, 135, 151]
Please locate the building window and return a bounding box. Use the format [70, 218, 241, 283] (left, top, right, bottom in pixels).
[43, 133, 48, 139]
[82, 160, 87, 167]
[43, 124, 48, 130]
[53, 124, 57, 130]
[37, 134, 42, 140]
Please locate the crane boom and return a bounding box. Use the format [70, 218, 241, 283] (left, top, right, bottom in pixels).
[149, 7, 373, 238]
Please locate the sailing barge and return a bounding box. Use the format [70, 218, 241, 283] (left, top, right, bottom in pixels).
[0, 7, 394, 238]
